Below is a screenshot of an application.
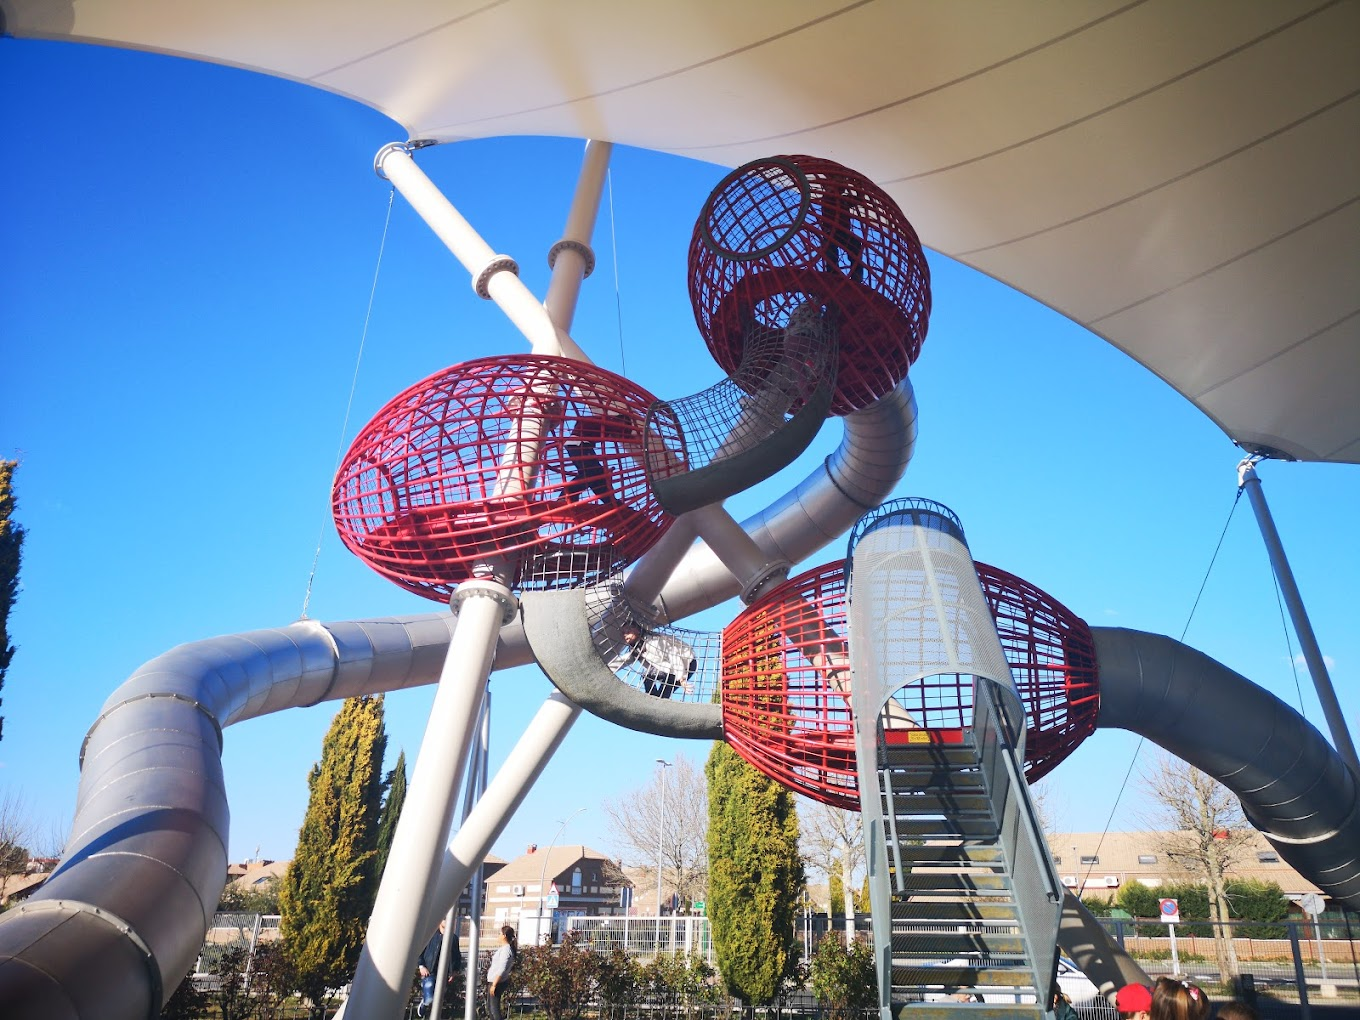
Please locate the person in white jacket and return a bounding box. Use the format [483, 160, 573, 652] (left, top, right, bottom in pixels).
[485, 925, 518, 1020]
[616, 622, 696, 699]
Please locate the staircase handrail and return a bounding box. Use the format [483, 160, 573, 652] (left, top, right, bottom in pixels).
[974, 679, 1064, 1002]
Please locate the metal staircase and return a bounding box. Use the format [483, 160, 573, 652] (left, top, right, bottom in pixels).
[845, 499, 1063, 1019]
[877, 724, 1054, 1017]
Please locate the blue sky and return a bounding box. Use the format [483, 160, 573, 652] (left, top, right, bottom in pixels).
[2, 36, 1357, 872]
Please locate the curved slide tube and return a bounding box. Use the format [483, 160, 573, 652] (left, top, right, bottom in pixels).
[0, 379, 917, 1018]
[1094, 627, 1360, 909]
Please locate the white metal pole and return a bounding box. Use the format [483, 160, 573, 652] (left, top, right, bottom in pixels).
[420, 693, 583, 936]
[543, 141, 612, 333]
[655, 759, 671, 918]
[1237, 458, 1359, 775]
[347, 580, 515, 1020]
[374, 143, 589, 362]
[462, 694, 491, 1020]
[1169, 923, 1180, 976]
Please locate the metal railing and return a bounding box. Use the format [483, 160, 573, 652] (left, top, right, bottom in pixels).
[567, 914, 715, 963]
[974, 678, 1064, 996]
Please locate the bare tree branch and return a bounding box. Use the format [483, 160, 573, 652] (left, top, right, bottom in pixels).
[1139, 752, 1247, 978]
[602, 753, 708, 905]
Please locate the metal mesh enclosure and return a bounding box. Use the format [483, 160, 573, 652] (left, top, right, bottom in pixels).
[846, 498, 1017, 732]
[584, 581, 721, 707]
[721, 554, 1101, 807]
[975, 561, 1099, 782]
[644, 312, 836, 514]
[688, 154, 930, 416]
[720, 561, 859, 809]
[333, 355, 675, 600]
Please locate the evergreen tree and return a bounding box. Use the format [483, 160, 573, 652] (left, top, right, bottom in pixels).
[0, 460, 26, 743]
[374, 748, 407, 883]
[280, 695, 387, 1017]
[706, 740, 804, 1008]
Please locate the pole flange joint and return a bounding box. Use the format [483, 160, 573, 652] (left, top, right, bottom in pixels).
[547, 238, 596, 278]
[473, 255, 520, 299]
[451, 578, 519, 624]
[741, 561, 791, 605]
[373, 141, 412, 181]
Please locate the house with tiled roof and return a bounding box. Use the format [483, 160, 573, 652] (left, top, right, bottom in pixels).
[483, 845, 630, 945]
[1047, 831, 1325, 907]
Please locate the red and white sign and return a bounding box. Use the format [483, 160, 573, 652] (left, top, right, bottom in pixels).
[1159, 898, 1180, 924]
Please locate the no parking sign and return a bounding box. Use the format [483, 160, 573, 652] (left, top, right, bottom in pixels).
[1160, 898, 1180, 924]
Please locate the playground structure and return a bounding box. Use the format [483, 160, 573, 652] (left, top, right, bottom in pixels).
[2, 5, 1358, 1019]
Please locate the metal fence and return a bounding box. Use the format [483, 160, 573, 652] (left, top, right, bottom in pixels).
[567, 915, 715, 964]
[191, 911, 281, 983]
[1095, 915, 1360, 1017]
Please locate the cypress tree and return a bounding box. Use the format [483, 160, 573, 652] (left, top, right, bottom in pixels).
[280, 695, 387, 1016]
[374, 748, 407, 882]
[0, 460, 25, 743]
[706, 739, 804, 1008]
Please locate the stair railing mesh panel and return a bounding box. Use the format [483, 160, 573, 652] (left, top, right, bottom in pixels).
[584, 580, 721, 706]
[975, 678, 1064, 1004]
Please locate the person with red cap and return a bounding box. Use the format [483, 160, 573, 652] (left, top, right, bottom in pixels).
[1116, 982, 1152, 1019]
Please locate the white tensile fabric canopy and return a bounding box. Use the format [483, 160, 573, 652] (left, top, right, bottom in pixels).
[5, 0, 1357, 463]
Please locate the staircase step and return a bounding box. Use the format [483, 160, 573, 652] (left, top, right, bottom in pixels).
[894, 817, 999, 839]
[893, 901, 1019, 923]
[884, 793, 994, 817]
[894, 872, 1011, 894]
[897, 844, 1003, 865]
[880, 768, 985, 791]
[880, 744, 978, 768]
[891, 932, 1028, 956]
[891, 965, 1036, 989]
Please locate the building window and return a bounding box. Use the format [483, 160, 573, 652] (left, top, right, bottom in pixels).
[571, 867, 583, 894]
[1080, 855, 1099, 866]
[1053, 855, 1062, 865]
[1138, 855, 1157, 865]
[1257, 851, 1280, 863]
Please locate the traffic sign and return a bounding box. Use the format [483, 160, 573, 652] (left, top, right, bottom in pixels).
[693, 901, 705, 914]
[546, 882, 560, 909]
[1159, 898, 1180, 924]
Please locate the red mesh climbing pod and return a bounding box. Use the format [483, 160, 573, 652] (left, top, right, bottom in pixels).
[333, 354, 677, 601]
[975, 561, 1100, 782]
[721, 560, 1100, 808]
[721, 562, 859, 810]
[689, 154, 930, 416]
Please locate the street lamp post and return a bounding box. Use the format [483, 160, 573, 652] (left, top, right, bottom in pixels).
[536, 807, 585, 946]
[655, 759, 672, 917]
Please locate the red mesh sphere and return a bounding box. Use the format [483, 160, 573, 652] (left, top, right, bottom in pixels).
[975, 561, 1099, 782]
[689, 155, 930, 416]
[720, 560, 1099, 808]
[721, 561, 859, 810]
[333, 355, 674, 601]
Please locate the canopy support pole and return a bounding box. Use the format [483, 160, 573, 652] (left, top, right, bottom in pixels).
[1237, 456, 1358, 776]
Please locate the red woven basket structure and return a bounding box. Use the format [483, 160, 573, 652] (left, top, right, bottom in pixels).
[975, 561, 1100, 782]
[333, 355, 676, 601]
[721, 560, 1099, 808]
[689, 154, 930, 416]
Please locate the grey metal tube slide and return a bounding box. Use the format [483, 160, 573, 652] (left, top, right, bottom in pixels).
[0, 380, 917, 1018]
[1094, 627, 1360, 909]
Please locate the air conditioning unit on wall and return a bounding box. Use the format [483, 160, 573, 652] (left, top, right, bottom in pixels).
[512, 884, 525, 896]
[1104, 876, 1121, 887]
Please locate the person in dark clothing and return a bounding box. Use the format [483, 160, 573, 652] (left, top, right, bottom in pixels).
[416, 918, 460, 1017]
[561, 414, 633, 509]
